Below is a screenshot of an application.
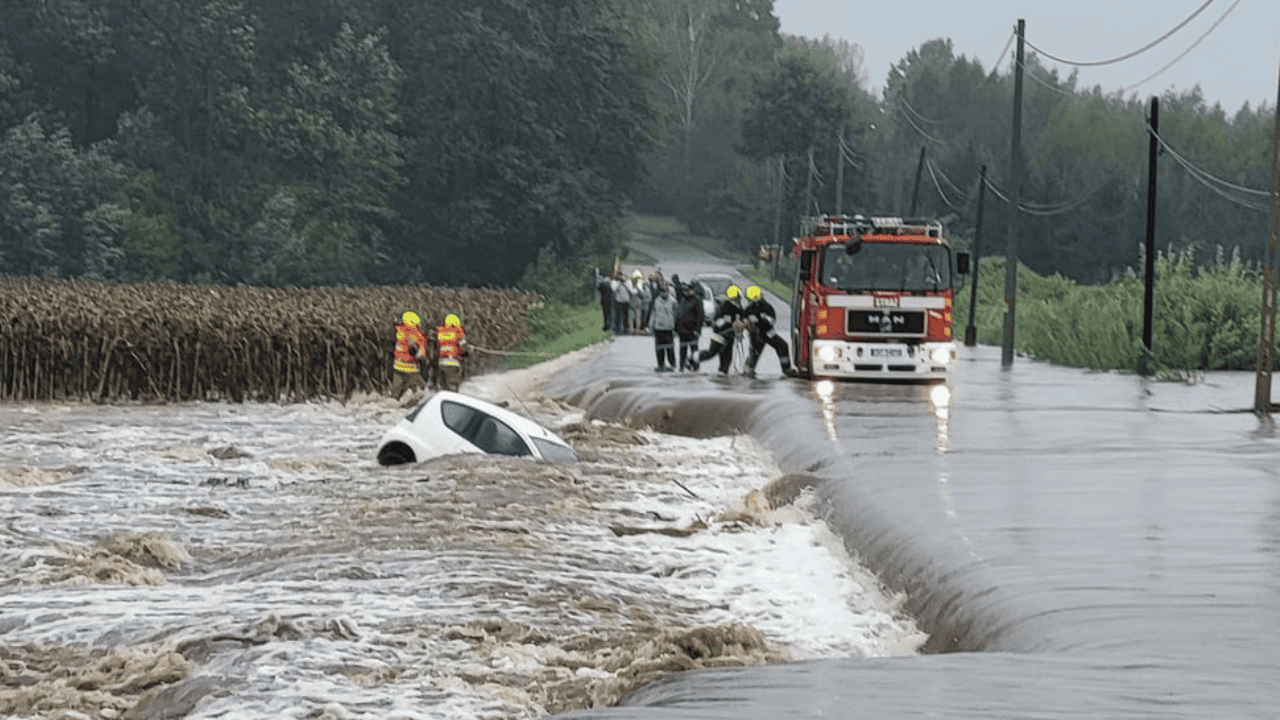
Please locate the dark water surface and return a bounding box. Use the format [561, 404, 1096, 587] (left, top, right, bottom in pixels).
[548, 339, 1280, 719]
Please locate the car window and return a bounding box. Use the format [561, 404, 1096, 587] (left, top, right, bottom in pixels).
[472, 416, 531, 457]
[439, 400, 481, 437]
[532, 437, 577, 463]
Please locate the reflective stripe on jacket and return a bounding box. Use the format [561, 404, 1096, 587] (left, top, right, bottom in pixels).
[394, 323, 427, 373]
[436, 325, 466, 360]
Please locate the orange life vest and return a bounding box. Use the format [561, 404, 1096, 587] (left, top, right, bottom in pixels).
[435, 324, 465, 364]
[394, 323, 427, 373]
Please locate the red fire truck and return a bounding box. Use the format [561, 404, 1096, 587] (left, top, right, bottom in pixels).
[789, 214, 969, 381]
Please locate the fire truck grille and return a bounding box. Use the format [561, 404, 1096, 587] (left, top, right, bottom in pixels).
[846, 310, 925, 336]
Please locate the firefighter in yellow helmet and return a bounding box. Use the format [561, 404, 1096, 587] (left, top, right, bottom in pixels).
[693, 285, 743, 374]
[432, 313, 469, 391]
[742, 285, 794, 377]
[390, 311, 429, 403]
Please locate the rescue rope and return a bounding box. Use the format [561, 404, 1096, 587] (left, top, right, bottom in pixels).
[469, 344, 557, 358]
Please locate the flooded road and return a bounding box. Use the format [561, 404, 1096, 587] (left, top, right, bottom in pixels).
[548, 339, 1280, 719]
[0, 353, 921, 719]
[6, 295, 1279, 719]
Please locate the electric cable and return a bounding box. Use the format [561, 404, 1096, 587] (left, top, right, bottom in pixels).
[1015, 55, 1079, 97]
[925, 159, 966, 213]
[900, 95, 943, 125]
[930, 161, 974, 202]
[1119, 0, 1242, 94]
[895, 101, 948, 146]
[1147, 122, 1269, 212]
[1020, 0, 1217, 67]
[984, 177, 1109, 217]
[989, 31, 1015, 74]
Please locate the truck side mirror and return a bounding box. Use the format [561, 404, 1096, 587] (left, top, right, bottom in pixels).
[956, 252, 971, 275]
[799, 267, 811, 281]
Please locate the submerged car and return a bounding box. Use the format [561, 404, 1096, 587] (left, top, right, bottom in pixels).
[376, 391, 577, 466]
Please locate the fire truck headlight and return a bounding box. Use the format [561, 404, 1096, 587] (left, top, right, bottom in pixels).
[817, 346, 842, 363]
[931, 347, 953, 365]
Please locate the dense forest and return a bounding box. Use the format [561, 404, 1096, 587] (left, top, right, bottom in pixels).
[1, 0, 1274, 300]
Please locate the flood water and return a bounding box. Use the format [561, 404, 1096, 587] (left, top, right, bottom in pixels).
[5, 321, 1279, 719]
[546, 338, 1280, 719]
[0, 355, 922, 719]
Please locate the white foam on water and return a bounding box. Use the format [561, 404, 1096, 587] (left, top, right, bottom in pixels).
[0, 385, 922, 719]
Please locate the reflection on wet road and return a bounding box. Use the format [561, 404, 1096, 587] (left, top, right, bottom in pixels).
[549, 339, 1280, 719]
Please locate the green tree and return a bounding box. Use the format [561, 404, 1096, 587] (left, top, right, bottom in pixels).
[235, 23, 403, 286]
[0, 118, 129, 279]
[381, 1, 658, 290]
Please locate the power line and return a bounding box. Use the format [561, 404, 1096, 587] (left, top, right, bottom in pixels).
[924, 159, 965, 213]
[985, 177, 1108, 217]
[894, 101, 947, 146]
[1147, 121, 1269, 212]
[1015, 56, 1079, 98]
[930, 161, 973, 203]
[1120, 0, 1242, 95]
[900, 95, 943, 125]
[989, 31, 1015, 75]
[1021, 0, 1217, 68]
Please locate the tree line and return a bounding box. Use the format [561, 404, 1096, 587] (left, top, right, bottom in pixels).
[1, 0, 1273, 300]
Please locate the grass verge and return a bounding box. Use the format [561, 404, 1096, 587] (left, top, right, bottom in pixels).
[501, 302, 611, 371]
[740, 264, 794, 305]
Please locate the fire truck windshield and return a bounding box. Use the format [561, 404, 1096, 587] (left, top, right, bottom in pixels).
[820, 242, 951, 293]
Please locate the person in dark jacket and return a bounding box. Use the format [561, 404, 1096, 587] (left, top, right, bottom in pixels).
[695, 285, 744, 374]
[742, 285, 794, 376]
[594, 268, 612, 332]
[672, 275, 704, 370]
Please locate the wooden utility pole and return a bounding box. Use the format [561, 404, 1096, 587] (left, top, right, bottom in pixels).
[1141, 97, 1159, 376]
[965, 165, 988, 347]
[1255, 65, 1280, 415]
[804, 146, 815, 217]
[909, 145, 926, 216]
[1002, 19, 1026, 369]
[772, 156, 783, 251]
[835, 126, 846, 216]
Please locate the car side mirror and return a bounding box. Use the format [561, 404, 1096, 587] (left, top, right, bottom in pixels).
[956, 252, 971, 275]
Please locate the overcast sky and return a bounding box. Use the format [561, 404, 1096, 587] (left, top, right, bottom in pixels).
[773, 0, 1280, 115]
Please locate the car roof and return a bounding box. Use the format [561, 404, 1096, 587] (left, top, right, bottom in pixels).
[429, 390, 567, 445]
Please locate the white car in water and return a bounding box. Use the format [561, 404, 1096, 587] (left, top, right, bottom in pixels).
[376, 391, 577, 466]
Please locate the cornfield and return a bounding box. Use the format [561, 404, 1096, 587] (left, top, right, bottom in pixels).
[0, 278, 537, 403]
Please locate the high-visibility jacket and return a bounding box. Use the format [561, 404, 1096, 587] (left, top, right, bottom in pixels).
[435, 324, 466, 364]
[394, 323, 427, 373]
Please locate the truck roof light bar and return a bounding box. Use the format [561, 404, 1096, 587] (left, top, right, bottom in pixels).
[801, 214, 943, 239]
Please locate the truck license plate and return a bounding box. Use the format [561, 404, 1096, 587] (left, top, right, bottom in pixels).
[870, 348, 903, 357]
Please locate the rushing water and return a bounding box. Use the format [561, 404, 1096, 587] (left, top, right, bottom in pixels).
[0, 353, 922, 720]
[547, 339, 1280, 720]
[6, 321, 1280, 719]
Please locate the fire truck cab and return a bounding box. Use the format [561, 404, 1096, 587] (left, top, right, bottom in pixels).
[790, 214, 969, 382]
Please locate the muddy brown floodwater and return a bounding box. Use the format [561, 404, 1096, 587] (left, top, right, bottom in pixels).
[0, 349, 923, 720]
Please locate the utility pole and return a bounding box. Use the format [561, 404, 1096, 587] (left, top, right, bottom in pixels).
[1002, 19, 1025, 369]
[1141, 97, 1159, 376]
[909, 145, 926, 217]
[965, 166, 987, 347]
[804, 146, 815, 217]
[1255, 65, 1280, 415]
[835, 125, 846, 216]
[772, 156, 783, 254]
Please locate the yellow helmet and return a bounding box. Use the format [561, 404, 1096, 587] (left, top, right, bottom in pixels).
[746, 285, 762, 301]
[402, 311, 420, 326]
[726, 285, 740, 299]
[445, 314, 460, 327]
